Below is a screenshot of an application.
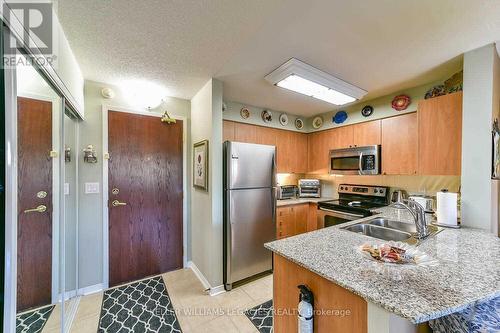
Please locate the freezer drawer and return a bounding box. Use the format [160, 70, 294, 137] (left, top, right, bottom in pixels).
[225, 188, 275, 288]
[225, 141, 276, 189]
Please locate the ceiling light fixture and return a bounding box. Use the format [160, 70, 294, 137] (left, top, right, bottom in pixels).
[265, 58, 367, 106]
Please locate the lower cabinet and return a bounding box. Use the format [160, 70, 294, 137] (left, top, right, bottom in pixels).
[277, 203, 317, 239]
[273, 254, 367, 333]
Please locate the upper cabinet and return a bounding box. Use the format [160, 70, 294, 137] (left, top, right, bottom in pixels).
[352, 120, 381, 147]
[223, 120, 236, 142]
[225, 120, 307, 174]
[223, 92, 463, 176]
[331, 125, 353, 149]
[418, 92, 463, 175]
[308, 130, 331, 174]
[382, 113, 418, 175]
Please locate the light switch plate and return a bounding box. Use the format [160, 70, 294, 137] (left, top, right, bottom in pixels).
[64, 183, 70, 195]
[85, 182, 100, 194]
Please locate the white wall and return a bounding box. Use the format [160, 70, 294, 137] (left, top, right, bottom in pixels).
[77, 80, 191, 289]
[190, 79, 224, 289]
[461, 44, 499, 231]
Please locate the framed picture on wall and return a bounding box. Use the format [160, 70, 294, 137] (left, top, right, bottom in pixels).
[193, 140, 209, 191]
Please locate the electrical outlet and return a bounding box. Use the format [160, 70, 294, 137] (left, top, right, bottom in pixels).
[85, 182, 100, 194]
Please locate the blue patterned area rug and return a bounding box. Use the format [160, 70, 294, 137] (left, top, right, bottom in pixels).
[16, 305, 54, 333]
[245, 300, 273, 333]
[98, 276, 182, 333]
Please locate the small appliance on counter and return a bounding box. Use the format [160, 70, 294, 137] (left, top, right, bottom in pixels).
[391, 189, 408, 204]
[277, 185, 297, 200]
[434, 189, 459, 227]
[317, 184, 389, 227]
[408, 195, 435, 213]
[298, 179, 321, 198]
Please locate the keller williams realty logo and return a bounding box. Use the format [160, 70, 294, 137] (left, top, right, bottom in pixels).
[2, 0, 58, 68]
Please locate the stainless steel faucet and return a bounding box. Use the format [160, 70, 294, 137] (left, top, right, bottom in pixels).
[390, 199, 430, 239]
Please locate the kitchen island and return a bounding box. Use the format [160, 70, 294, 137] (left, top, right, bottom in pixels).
[265, 207, 500, 333]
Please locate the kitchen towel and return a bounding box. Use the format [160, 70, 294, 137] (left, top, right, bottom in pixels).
[436, 191, 458, 226]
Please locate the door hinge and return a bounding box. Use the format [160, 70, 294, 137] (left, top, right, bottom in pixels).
[49, 150, 58, 158]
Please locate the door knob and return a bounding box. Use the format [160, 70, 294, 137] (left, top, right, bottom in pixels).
[24, 205, 47, 213]
[111, 200, 127, 207]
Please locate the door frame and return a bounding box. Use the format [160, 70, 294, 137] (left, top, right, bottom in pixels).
[101, 105, 188, 289]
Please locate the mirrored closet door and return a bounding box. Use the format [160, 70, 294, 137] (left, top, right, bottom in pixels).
[15, 51, 64, 332]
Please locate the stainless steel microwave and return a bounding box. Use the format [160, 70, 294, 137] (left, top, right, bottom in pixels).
[329, 145, 381, 175]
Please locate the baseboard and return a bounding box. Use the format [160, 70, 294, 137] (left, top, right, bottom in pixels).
[77, 283, 105, 296]
[208, 285, 226, 296]
[187, 261, 226, 296]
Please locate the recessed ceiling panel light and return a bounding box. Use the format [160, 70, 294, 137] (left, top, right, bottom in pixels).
[265, 58, 367, 106]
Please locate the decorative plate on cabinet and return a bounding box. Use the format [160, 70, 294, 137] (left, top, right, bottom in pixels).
[295, 118, 304, 130]
[424, 85, 445, 99]
[312, 116, 324, 129]
[361, 105, 374, 117]
[261, 110, 273, 123]
[333, 111, 348, 124]
[391, 95, 411, 111]
[279, 113, 289, 126]
[240, 107, 250, 119]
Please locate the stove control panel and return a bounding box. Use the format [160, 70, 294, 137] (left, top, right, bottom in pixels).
[338, 184, 388, 197]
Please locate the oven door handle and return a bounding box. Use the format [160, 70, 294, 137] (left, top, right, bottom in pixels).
[358, 152, 365, 175]
[318, 207, 365, 219]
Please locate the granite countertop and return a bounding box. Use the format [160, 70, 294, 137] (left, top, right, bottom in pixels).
[265, 206, 500, 324]
[276, 197, 333, 207]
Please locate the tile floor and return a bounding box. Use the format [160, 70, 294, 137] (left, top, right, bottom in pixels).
[68, 268, 273, 333]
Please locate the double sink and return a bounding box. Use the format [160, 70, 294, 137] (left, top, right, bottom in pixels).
[341, 217, 442, 245]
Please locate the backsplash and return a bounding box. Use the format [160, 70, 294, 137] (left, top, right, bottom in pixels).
[306, 174, 461, 198]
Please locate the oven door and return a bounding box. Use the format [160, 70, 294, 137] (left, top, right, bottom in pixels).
[317, 207, 366, 228]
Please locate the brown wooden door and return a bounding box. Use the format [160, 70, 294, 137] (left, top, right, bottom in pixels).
[17, 97, 53, 311]
[418, 92, 463, 175]
[381, 113, 418, 175]
[108, 111, 183, 287]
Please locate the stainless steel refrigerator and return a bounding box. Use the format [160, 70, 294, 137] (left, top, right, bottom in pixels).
[223, 141, 276, 290]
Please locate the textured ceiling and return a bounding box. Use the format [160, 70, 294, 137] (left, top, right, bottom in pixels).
[57, 0, 500, 116]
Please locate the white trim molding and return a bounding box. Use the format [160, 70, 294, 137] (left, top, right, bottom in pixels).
[187, 261, 226, 297]
[77, 283, 105, 296]
[101, 105, 188, 289]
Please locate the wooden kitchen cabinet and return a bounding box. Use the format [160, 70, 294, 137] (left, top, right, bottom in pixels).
[331, 125, 354, 149]
[277, 206, 294, 239]
[223, 120, 236, 142]
[276, 204, 309, 239]
[292, 132, 309, 173]
[381, 113, 418, 175]
[307, 203, 318, 232]
[273, 254, 367, 333]
[418, 92, 462, 175]
[233, 122, 257, 143]
[225, 120, 308, 173]
[352, 120, 381, 147]
[308, 130, 332, 174]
